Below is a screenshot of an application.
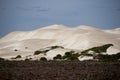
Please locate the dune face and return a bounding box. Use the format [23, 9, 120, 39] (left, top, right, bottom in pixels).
[0, 24, 120, 60]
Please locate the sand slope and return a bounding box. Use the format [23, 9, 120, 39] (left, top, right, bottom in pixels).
[0, 24, 120, 59]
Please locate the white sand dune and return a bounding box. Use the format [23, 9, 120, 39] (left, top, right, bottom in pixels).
[0, 24, 120, 60]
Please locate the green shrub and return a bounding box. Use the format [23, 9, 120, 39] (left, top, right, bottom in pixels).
[0, 57, 5, 61]
[34, 46, 64, 55]
[25, 58, 30, 61]
[34, 50, 49, 55]
[69, 53, 79, 61]
[40, 57, 47, 61]
[51, 46, 64, 49]
[34, 50, 42, 55]
[96, 52, 120, 61]
[63, 51, 80, 61]
[63, 51, 73, 59]
[11, 55, 22, 59]
[116, 52, 120, 59]
[15, 55, 21, 59]
[80, 53, 93, 56]
[43, 50, 49, 53]
[53, 54, 62, 60]
[81, 44, 113, 54]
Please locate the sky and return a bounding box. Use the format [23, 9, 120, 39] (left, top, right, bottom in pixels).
[0, 0, 120, 37]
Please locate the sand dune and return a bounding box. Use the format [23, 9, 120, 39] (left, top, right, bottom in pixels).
[0, 24, 120, 60]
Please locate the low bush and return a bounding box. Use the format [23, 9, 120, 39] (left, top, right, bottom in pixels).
[63, 51, 80, 61]
[96, 52, 120, 61]
[40, 57, 47, 61]
[81, 44, 113, 54]
[16, 55, 22, 58]
[34, 50, 43, 55]
[53, 54, 62, 60]
[0, 57, 5, 61]
[50, 45, 64, 49]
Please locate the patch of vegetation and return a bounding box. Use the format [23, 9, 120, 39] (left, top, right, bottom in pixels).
[16, 55, 22, 58]
[96, 52, 120, 61]
[0, 57, 5, 61]
[50, 45, 64, 49]
[63, 51, 73, 59]
[25, 58, 30, 61]
[34, 50, 42, 55]
[80, 53, 93, 57]
[53, 54, 62, 60]
[62, 51, 80, 61]
[11, 55, 22, 59]
[34, 45, 64, 55]
[79, 44, 120, 61]
[34, 50, 49, 55]
[69, 53, 79, 61]
[40, 57, 47, 61]
[81, 44, 113, 55]
[53, 51, 80, 61]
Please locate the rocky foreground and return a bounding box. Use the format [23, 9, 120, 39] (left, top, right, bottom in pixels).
[0, 61, 120, 80]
